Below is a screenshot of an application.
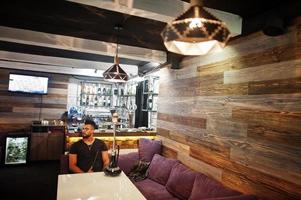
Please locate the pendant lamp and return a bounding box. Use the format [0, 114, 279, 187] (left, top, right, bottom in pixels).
[161, 0, 231, 56]
[103, 26, 128, 82]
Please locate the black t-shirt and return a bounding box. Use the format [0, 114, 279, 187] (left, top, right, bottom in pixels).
[69, 139, 108, 172]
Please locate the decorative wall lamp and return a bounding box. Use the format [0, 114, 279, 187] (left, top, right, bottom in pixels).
[161, 0, 231, 56]
[103, 26, 128, 82]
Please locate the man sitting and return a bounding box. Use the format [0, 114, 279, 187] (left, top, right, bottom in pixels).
[69, 120, 109, 173]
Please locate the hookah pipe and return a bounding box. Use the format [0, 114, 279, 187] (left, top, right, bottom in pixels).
[104, 112, 122, 176]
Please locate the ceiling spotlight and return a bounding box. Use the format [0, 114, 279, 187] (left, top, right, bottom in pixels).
[161, 0, 231, 56]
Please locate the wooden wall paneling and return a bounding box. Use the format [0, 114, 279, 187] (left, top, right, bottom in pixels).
[0, 124, 30, 133]
[225, 94, 301, 112]
[248, 77, 301, 95]
[0, 102, 66, 109]
[221, 168, 301, 200]
[0, 95, 67, 104]
[224, 59, 301, 84]
[247, 125, 301, 147]
[0, 118, 37, 124]
[13, 107, 66, 114]
[0, 68, 69, 134]
[48, 83, 68, 89]
[162, 145, 177, 159]
[157, 112, 206, 129]
[159, 72, 248, 97]
[190, 143, 301, 199]
[178, 151, 222, 181]
[197, 42, 301, 76]
[157, 127, 170, 138]
[232, 108, 301, 134]
[229, 141, 301, 185]
[157, 120, 207, 139]
[158, 96, 234, 119]
[157, 135, 190, 155]
[47, 88, 68, 95]
[0, 106, 13, 112]
[158, 115, 248, 146]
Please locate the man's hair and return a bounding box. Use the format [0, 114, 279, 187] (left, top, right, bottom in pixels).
[84, 119, 97, 129]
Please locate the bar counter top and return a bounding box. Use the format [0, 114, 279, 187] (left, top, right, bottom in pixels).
[66, 129, 156, 137]
[65, 129, 156, 150]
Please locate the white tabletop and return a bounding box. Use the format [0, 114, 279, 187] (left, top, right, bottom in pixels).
[57, 171, 146, 200]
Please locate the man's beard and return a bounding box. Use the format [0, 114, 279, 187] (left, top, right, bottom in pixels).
[82, 133, 91, 138]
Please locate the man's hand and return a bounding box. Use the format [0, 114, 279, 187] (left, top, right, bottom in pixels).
[87, 168, 94, 173]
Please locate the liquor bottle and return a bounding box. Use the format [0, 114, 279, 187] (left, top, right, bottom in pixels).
[80, 94, 84, 106]
[97, 86, 102, 95]
[103, 88, 106, 96]
[103, 96, 106, 107]
[86, 95, 89, 106]
[107, 97, 111, 107]
[98, 96, 103, 106]
[148, 97, 153, 110]
[149, 79, 153, 92]
[95, 96, 98, 106]
[107, 88, 111, 96]
[144, 80, 149, 93]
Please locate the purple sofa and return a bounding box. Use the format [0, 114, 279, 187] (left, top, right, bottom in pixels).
[118, 139, 257, 200]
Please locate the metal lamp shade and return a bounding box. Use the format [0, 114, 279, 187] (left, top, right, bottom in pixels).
[161, 4, 230, 55]
[103, 63, 128, 82]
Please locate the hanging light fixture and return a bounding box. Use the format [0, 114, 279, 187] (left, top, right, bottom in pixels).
[103, 26, 128, 82]
[161, 0, 231, 56]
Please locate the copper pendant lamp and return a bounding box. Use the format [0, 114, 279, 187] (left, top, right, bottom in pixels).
[103, 26, 128, 82]
[161, 0, 231, 56]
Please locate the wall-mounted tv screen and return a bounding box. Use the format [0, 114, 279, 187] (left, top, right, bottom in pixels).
[8, 74, 49, 94]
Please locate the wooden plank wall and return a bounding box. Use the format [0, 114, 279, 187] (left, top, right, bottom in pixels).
[155, 17, 301, 200]
[0, 68, 69, 133]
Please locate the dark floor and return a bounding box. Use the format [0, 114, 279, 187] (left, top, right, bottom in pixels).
[0, 161, 60, 200]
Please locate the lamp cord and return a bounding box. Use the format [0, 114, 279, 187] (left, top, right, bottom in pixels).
[114, 26, 122, 65]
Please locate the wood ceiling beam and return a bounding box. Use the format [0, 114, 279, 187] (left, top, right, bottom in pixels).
[0, 26, 167, 64]
[68, 0, 242, 36]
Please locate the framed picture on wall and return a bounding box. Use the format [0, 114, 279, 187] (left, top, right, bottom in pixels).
[3, 134, 30, 165]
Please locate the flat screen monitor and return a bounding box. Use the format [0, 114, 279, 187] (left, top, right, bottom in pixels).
[8, 74, 49, 94]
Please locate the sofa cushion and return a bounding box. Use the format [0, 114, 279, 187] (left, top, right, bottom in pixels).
[139, 138, 162, 162]
[166, 163, 198, 200]
[118, 152, 139, 175]
[148, 154, 179, 185]
[188, 173, 241, 200]
[134, 178, 178, 200]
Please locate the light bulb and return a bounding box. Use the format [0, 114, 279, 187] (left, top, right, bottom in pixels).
[189, 18, 203, 29]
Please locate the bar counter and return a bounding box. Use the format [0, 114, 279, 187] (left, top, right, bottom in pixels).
[65, 129, 157, 151]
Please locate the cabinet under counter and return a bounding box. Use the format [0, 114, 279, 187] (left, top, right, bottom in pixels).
[30, 125, 65, 161]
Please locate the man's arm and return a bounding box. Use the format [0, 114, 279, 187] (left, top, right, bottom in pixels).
[102, 151, 110, 169]
[69, 154, 84, 173]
